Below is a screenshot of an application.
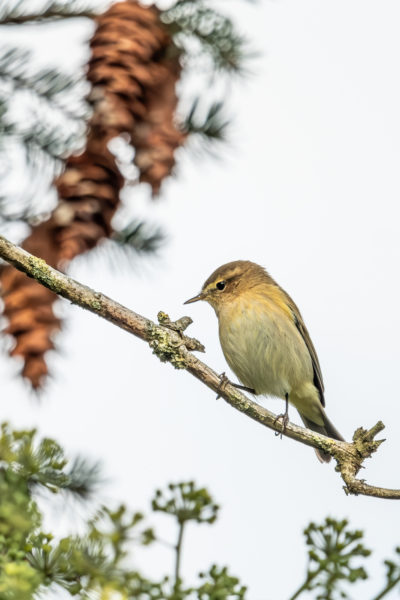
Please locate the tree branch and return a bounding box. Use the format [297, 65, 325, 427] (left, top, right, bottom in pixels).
[0, 8, 97, 26]
[0, 234, 398, 499]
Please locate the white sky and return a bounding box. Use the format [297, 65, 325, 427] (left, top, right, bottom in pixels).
[2, 1, 400, 598]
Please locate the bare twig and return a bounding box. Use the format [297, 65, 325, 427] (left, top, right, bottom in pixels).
[0, 234, 398, 499]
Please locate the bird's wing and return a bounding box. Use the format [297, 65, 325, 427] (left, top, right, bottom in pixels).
[285, 293, 325, 407]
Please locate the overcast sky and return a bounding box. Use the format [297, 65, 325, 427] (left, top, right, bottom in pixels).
[2, 1, 400, 598]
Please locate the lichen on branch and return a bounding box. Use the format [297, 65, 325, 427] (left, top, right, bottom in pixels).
[0, 234, 397, 500]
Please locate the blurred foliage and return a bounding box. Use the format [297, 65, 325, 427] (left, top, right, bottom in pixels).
[162, 0, 249, 75]
[111, 220, 165, 255]
[378, 547, 400, 600]
[0, 46, 88, 221]
[93, 219, 166, 270]
[0, 0, 107, 25]
[288, 518, 400, 600]
[182, 99, 230, 158]
[152, 481, 219, 525]
[0, 421, 399, 599]
[0, 421, 100, 598]
[0, 1, 105, 222]
[289, 517, 370, 600]
[196, 566, 247, 600]
[0, 423, 244, 599]
[0, 0, 249, 231]
[163, 0, 250, 151]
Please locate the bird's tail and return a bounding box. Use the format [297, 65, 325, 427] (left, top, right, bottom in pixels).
[300, 411, 344, 463]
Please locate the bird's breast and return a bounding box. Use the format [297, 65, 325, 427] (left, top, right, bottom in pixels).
[217, 293, 313, 399]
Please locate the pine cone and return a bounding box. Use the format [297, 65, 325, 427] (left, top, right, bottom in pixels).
[1, 0, 186, 388]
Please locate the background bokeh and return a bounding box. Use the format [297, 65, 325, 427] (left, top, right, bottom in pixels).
[2, 1, 400, 598]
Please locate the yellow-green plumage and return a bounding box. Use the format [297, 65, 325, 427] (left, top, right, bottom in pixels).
[185, 260, 344, 463]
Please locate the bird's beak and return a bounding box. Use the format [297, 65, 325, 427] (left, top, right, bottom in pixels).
[184, 292, 204, 304]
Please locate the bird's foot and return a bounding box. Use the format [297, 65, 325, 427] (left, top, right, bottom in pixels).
[274, 413, 289, 438]
[216, 372, 255, 399]
[216, 372, 230, 399]
[274, 395, 290, 438]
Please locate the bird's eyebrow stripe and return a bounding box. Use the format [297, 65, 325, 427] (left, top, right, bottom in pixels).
[208, 275, 235, 288]
[203, 270, 242, 291]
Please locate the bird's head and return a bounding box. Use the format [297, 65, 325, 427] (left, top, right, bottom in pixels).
[184, 260, 271, 312]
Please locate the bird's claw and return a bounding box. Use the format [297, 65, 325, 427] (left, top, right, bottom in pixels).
[216, 372, 230, 399]
[216, 373, 255, 399]
[274, 412, 290, 439]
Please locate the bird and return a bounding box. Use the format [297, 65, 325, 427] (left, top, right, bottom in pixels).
[184, 260, 344, 462]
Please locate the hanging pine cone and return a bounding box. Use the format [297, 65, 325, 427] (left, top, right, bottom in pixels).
[0, 0, 186, 388]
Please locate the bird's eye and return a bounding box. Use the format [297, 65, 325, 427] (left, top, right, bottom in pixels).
[216, 280, 226, 291]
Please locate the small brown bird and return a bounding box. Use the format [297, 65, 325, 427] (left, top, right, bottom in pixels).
[184, 260, 344, 462]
